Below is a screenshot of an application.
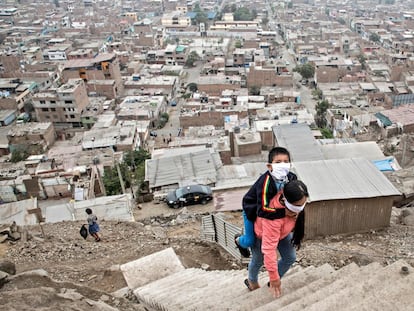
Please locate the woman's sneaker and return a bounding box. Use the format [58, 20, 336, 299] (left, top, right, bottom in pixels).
[234, 234, 250, 258]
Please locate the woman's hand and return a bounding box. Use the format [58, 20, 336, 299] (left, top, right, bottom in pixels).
[269, 279, 281, 298]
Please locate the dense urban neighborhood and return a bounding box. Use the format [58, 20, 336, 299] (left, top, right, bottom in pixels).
[0, 0, 414, 310]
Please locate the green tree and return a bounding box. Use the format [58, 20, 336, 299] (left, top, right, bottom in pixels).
[187, 82, 198, 92]
[320, 128, 334, 138]
[337, 17, 346, 25]
[185, 51, 200, 67]
[249, 86, 260, 95]
[134, 162, 147, 197]
[104, 149, 150, 196]
[157, 112, 169, 128]
[103, 167, 122, 195]
[315, 100, 329, 128]
[235, 40, 242, 48]
[10, 148, 29, 163]
[252, 9, 257, 19]
[123, 149, 150, 168]
[369, 33, 381, 43]
[357, 53, 366, 70]
[312, 88, 323, 100]
[293, 63, 315, 80]
[287, 2, 293, 9]
[122, 149, 151, 199]
[234, 7, 254, 21]
[193, 3, 208, 24]
[261, 17, 269, 26]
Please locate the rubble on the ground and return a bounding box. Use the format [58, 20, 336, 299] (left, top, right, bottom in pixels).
[0, 205, 413, 309]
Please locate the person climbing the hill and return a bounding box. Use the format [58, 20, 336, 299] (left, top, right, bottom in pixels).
[85, 208, 101, 242]
[234, 147, 297, 258]
[245, 180, 309, 298]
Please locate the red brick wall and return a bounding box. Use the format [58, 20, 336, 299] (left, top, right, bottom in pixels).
[197, 83, 240, 96]
[234, 140, 262, 157]
[179, 110, 248, 129]
[259, 130, 274, 150]
[316, 66, 339, 83]
[247, 67, 293, 87]
[219, 150, 232, 165]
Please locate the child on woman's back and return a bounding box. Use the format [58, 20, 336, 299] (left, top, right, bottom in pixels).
[235, 147, 296, 257]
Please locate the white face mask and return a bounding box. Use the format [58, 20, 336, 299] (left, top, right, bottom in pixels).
[284, 199, 306, 213]
[270, 162, 291, 180]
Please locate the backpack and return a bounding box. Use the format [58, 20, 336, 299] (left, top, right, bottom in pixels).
[79, 224, 88, 239]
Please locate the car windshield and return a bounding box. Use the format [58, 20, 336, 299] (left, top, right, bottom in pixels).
[199, 185, 209, 193]
[175, 188, 184, 198]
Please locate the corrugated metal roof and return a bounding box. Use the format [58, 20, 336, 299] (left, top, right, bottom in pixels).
[215, 162, 266, 190]
[273, 123, 324, 162]
[375, 112, 392, 127]
[321, 141, 385, 161]
[146, 149, 218, 188]
[380, 105, 414, 126]
[293, 158, 401, 202]
[317, 138, 357, 145]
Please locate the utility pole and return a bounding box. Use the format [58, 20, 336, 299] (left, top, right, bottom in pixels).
[116, 162, 126, 194]
[401, 133, 407, 167]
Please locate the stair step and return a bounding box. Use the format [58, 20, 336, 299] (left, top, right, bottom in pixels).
[227, 265, 315, 310]
[255, 262, 359, 311]
[276, 262, 382, 311]
[346, 261, 414, 311]
[239, 265, 334, 311]
[304, 260, 412, 311]
[168, 270, 246, 310]
[134, 268, 208, 309]
[185, 270, 250, 310]
[132, 260, 414, 311]
[135, 269, 245, 311]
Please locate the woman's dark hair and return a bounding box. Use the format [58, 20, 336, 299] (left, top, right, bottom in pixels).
[268, 146, 291, 163]
[85, 208, 92, 215]
[283, 180, 309, 250]
[284, 180, 309, 204]
[292, 210, 305, 250]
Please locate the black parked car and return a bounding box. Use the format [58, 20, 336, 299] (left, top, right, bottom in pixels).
[166, 184, 213, 209]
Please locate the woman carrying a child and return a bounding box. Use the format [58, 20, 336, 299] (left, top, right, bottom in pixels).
[245, 179, 309, 298]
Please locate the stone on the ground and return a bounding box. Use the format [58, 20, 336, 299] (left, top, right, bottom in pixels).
[0, 259, 16, 275]
[0, 270, 9, 287]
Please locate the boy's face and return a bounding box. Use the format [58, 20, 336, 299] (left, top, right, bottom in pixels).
[267, 153, 290, 170]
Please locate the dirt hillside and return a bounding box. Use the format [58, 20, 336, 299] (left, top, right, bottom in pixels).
[1, 200, 413, 310]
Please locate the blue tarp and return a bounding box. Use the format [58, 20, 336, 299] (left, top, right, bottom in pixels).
[187, 12, 197, 19]
[372, 158, 395, 171]
[207, 12, 217, 19]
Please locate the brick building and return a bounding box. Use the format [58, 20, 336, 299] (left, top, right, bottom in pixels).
[7, 122, 56, 154]
[246, 65, 293, 87]
[61, 53, 123, 98]
[32, 79, 90, 131]
[179, 109, 249, 129]
[197, 75, 241, 96]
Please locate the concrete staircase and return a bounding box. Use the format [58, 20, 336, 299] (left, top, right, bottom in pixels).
[132, 259, 414, 311]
